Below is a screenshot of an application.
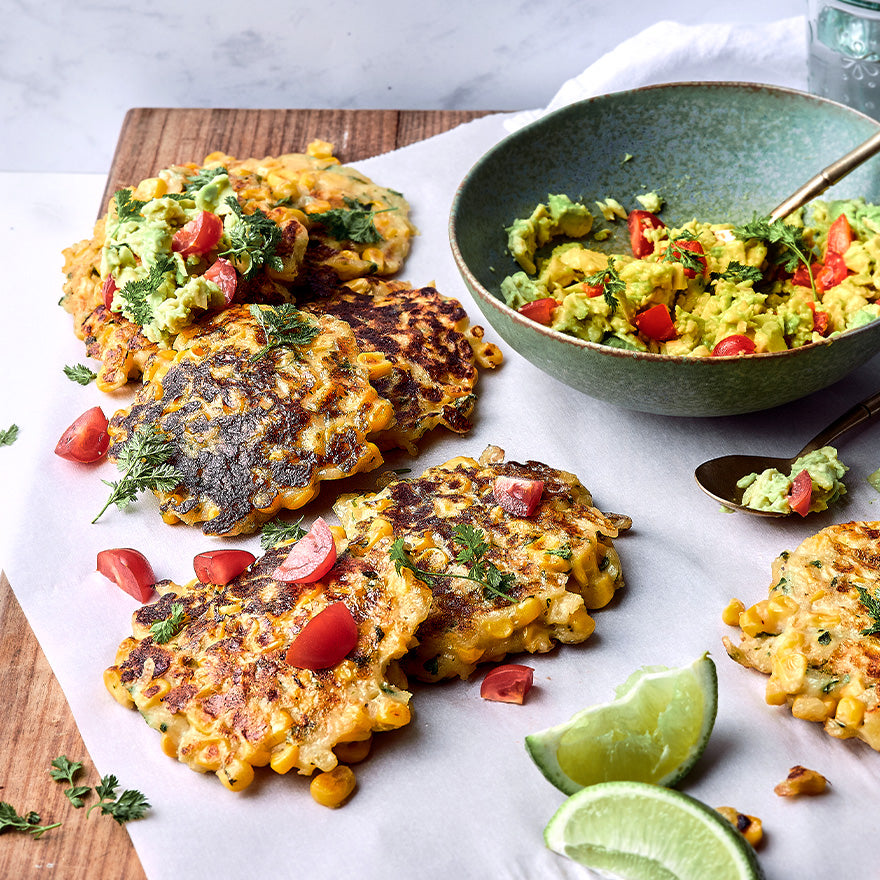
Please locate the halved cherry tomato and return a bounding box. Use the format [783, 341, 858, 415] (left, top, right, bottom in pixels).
[627, 210, 665, 258]
[54, 407, 110, 463]
[172, 211, 223, 257]
[792, 262, 821, 288]
[583, 281, 605, 297]
[273, 517, 337, 583]
[493, 476, 544, 517]
[712, 334, 756, 357]
[193, 549, 256, 585]
[101, 275, 117, 310]
[286, 602, 358, 670]
[203, 257, 237, 305]
[97, 548, 156, 603]
[826, 213, 853, 256]
[787, 469, 812, 517]
[517, 297, 557, 326]
[807, 302, 830, 336]
[634, 303, 677, 342]
[815, 251, 849, 293]
[480, 664, 535, 704]
[668, 238, 707, 278]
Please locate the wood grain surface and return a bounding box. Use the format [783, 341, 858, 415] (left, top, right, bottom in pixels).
[0, 107, 490, 880]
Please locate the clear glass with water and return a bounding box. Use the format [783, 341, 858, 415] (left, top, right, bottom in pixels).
[808, 0, 880, 118]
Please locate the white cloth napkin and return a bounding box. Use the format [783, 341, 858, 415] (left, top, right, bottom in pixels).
[506, 16, 808, 131]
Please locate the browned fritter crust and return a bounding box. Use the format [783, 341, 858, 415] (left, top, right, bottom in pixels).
[107, 305, 393, 535]
[303, 279, 503, 453]
[104, 544, 433, 791]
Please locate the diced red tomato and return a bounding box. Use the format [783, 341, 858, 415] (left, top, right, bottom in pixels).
[669, 238, 707, 278]
[583, 282, 605, 297]
[627, 210, 665, 258]
[517, 297, 557, 325]
[273, 517, 337, 583]
[480, 664, 535, 704]
[792, 262, 821, 288]
[711, 334, 756, 357]
[815, 251, 849, 293]
[193, 549, 256, 586]
[54, 407, 110, 463]
[172, 211, 223, 257]
[634, 303, 677, 342]
[203, 257, 237, 305]
[97, 548, 156, 603]
[493, 476, 544, 517]
[285, 602, 358, 670]
[787, 469, 812, 517]
[807, 302, 830, 336]
[826, 213, 853, 256]
[101, 275, 117, 310]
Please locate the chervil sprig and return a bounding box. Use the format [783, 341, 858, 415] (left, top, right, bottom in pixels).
[310, 197, 390, 243]
[49, 756, 91, 808]
[249, 304, 320, 361]
[116, 255, 176, 326]
[150, 602, 187, 644]
[86, 775, 150, 825]
[733, 216, 817, 291]
[260, 515, 307, 550]
[220, 197, 283, 278]
[63, 363, 97, 385]
[583, 260, 626, 314]
[0, 802, 61, 839]
[0, 424, 18, 447]
[857, 585, 880, 636]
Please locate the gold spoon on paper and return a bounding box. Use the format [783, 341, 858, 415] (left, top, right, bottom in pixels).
[694, 390, 880, 516]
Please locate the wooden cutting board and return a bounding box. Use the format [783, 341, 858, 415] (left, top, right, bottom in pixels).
[0, 107, 491, 880]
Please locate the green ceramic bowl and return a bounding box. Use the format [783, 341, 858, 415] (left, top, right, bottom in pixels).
[449, 82, 880, 417]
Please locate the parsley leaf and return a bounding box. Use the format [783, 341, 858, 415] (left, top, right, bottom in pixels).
[0, 802, 61, 839]
[389, 525, 518, 603]
[116, 255, 176, 327]
[63, 363, 97, 385]
[310, 199, 388, 243]
[183, 165, 228, 196]
[711, 261, 764, 285]
[219, 197, 283, 279]
[86, 775, 149, 825]
[150, 602, 187, 644]
[583, 261, 626, 315]
[0, 424, 19, 447]
[733, 216, 816, 286]
[249, 304, 320, 361]
[92, 425, 182, 523]
[114, 189, 147, 223]
[857, 585, 880, 636]
[260, 515, 307, 550]
[662, 237, 704, 275]
[49, 756, 90, 808]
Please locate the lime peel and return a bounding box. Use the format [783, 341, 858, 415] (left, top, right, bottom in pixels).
[544, 780, 765, 880]
[525, 654, 717, 794]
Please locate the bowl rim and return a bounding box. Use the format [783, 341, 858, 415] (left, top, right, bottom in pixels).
[448, 80, 880, 367]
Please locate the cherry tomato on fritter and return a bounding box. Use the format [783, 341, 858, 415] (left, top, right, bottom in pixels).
[101, 275, 117, 310]
[480, 664, 535, 704]
[286, 602, 358, 670]
[97, 548, 157, 603]
[172, 210, 224, 257]
[815, 251, 849, 293]
[273, 517, 337, 583]
[517, 297, 557, 326]
[712, 334, 756, 357]
[787, 469, 812, 517]
[668, 238, 707, 278]
[203, 257, 237, 305]
[54, 406, 110, 463]
[193, 549, 256, 585]
[634, 303, 677, 342]
[826, 213, 853, 256]
[627, 210, 665, 258]
[493, 475, 544, 517]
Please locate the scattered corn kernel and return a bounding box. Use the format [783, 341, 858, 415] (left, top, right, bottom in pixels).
[335, 738, 372, 764]
[774, 765, 828, 797]
[722, 598, 746, 626]
[716, 806, 764, 847]
[310, 766, 356, 808]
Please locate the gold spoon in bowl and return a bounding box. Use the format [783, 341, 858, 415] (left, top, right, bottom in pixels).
[694, 390, 880, 516]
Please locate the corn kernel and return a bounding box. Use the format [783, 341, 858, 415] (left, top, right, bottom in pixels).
[716, 807, 763, 847]
[218, 759, 254, 792]
[581, 574, 617, 610]
[103, 667, 134, 708]
[774, 765, 828, 797]
[791, 695, 834, 722]
[770, 650, 807, 694]
[835, 695, 865, 729]
[310, 766, 356, 808]
[136, 678, 171, 710]
[513, 596, 543, 627]
[270, 742, 300, 775]
[374, 699, 411, 729]
[722, 598, 746, 626]
[485, 616, 514, 639]
[132, 177, 168, 200]
[335, 738, 372, 764]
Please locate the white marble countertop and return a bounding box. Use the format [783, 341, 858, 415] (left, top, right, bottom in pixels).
[5, 0, 803, 173]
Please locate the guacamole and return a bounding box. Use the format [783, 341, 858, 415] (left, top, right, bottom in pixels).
[737, 446, 848, 515]
[502, 194, 880, 356]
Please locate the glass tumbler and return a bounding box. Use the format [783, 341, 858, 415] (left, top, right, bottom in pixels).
[807, 0, 880, 118]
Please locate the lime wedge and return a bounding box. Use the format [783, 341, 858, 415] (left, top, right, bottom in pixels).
[544, 781, 765, 880]
[525, 654, 717, 794]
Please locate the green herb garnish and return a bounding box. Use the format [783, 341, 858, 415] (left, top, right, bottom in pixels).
[857, 585, 880, 636]
[0, 802, 61, 839]
[0, 424, 19, 447]
[249, 304, 320, 361]
[733, 216, 817, 290]
[260, 515, 307, 550]
[310, 198, 387, 243]
[116, 255, 176, 326]
[546, 544, 573, 560]
[183, 165, 228, 196]
[92, 425, 182, 523]
[662, 234, 705, 275]
[63, 363, 97, 385]
[389, 524, 518, 603]
[150, 602, 187, 644]
[711, 261, 764, 285]
[86, 775, 150, 825]
[583, 261, 626, 315]
[220, 197, 283, 278]
[113, 189, 147, 223]
[49, 756, 91, 808]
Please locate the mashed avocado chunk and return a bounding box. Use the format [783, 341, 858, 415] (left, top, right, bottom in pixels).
[737, 446, 848, 515]
[500, 194, 880, 356]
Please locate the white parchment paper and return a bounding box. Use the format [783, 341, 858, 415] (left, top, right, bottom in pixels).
[2, 17, 879, 880]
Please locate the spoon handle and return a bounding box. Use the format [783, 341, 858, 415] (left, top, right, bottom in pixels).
[768, 129, 880, 223]
[796, 389, 880, 457]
